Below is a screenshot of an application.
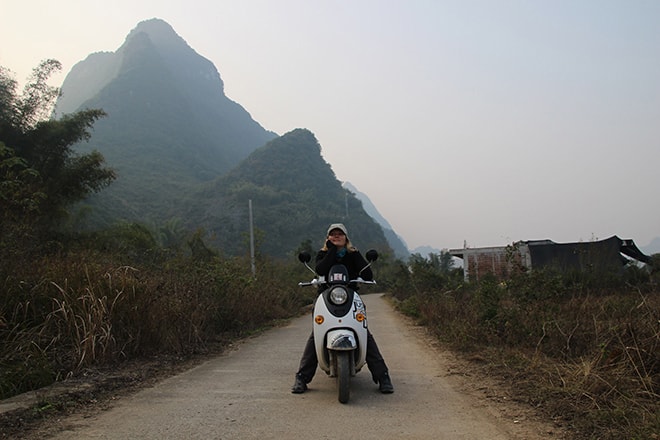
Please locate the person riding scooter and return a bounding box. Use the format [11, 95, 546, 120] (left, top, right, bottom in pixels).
[291, 223, 394, 394]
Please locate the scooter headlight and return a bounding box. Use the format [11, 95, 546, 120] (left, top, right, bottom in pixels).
[329, 286, 349, 305]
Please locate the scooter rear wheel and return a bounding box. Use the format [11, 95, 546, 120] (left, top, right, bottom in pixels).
[337, 351, 351, 403]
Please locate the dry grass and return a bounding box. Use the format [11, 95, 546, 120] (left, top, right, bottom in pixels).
[0, 249, 312, 400]
[390, 267, 660, 439]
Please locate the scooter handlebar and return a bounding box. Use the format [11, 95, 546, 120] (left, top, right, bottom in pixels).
[350, 277, 376, 285]
[298, 279, 321, 287]
[298, 278, 376, 287]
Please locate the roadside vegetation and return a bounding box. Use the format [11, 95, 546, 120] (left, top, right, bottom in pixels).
[387, 252, 660, 440]
[0, 229, 314, 400]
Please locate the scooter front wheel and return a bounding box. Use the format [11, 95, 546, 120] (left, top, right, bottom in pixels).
[337, 351, 351, 403]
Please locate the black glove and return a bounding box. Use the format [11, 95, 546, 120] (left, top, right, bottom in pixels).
[325, 239, 336, 250]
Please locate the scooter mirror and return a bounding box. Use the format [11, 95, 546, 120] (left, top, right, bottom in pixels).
[365, 249, 378, 262]
[298, 251, 312, 263]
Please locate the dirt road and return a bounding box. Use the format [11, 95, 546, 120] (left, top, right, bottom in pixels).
[42, 294, 561, 439]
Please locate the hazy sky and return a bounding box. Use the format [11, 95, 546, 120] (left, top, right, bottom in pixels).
[2, 1, 659, 251]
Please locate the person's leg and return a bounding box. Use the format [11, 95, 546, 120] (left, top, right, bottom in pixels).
[292, 332, 317, 393]
[365, 330, 394, 393]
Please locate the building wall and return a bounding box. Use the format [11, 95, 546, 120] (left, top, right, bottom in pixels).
[457, 244, 530, 282]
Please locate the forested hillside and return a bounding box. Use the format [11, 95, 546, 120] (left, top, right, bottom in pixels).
[188, 128, 392, 258]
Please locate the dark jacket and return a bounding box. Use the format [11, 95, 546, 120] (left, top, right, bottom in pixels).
[315, 246, 373, 282]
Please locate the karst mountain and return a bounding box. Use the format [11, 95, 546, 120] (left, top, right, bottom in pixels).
[56, 18, 408, 258]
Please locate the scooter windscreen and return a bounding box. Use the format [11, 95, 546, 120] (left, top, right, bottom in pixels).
[323, 265, 355, 317]
[327, 265, 349, 285]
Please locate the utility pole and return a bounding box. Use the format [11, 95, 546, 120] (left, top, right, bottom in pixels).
[249, 199, 255, 277]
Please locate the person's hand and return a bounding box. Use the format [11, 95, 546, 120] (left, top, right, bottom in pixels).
[325, 239, 336, 250]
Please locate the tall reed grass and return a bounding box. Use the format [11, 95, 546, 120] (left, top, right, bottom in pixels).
[0, 247, 312, 399]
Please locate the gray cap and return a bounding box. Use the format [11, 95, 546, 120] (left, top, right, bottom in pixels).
[327, 223, 348, 236]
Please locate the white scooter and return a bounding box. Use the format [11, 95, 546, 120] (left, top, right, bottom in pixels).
[297, 249, 378, 403]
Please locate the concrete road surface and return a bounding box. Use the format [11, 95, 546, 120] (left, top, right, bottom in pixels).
[46, 294, 558, 440]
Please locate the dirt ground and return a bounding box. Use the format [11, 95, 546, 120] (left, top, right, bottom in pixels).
[1, 294, 570, 439]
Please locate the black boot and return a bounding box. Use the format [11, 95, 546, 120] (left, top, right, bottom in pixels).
[378, 372, 394, 394]
[291, 374, 308, 394]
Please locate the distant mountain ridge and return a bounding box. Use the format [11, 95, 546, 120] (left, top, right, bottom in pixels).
[343, 182, 409, 259]
[54, 52, 119, 117]
[641, 237, 660, 256]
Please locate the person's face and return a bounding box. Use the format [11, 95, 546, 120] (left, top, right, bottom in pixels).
[328, 229, 347, 247]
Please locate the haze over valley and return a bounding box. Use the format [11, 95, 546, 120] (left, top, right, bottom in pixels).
[2, 3, 659, 255]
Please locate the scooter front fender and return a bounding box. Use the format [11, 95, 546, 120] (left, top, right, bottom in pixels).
[326, 329, 357, 351]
